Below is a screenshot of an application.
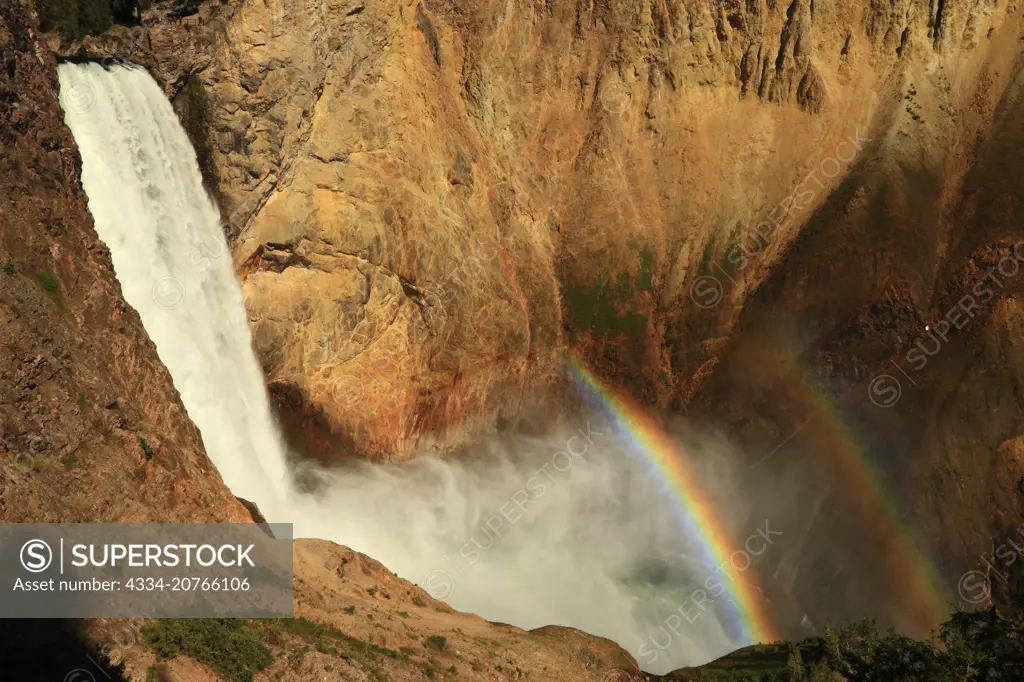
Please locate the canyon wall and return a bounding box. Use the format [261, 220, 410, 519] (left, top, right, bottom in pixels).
[70, 0, 1020, 459]
[58, 0, 1024, 637]
[0, 0, 253, 524]
[2, 8, 647, 680]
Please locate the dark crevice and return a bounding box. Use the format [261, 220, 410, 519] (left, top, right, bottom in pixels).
[934, 0, 947, 48]
[897, 26, 910, 57]
[774, 0, 798, 71]
[414, 4, 442, 68]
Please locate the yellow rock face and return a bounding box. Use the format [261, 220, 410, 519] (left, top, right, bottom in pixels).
[188, 0, 1017, 464]
[62, 2, 1024, 479]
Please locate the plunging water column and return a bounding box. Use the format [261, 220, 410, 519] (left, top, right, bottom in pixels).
[56, 62, 292, 511]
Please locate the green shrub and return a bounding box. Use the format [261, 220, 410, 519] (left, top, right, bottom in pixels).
[726, 610, 1024, 682]
[35, 271, 60, 292]
[137, 436, 154, 460]
[140, 619, 273, 682]
[36, 0, 113, 39]
[265, 617, 400, 662]
[425, 635, 447, 652]
[36, 0, 151, 39]
[60, 449, 80, 470]
[145, 663, 169, 682]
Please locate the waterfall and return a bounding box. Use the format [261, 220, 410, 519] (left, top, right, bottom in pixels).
[56, 62, 292, 511]
[57, 62, 773, 674]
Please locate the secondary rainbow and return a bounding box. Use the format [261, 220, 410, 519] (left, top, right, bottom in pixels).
[768, 344, 948, 631]
[564, 353, 779, 646]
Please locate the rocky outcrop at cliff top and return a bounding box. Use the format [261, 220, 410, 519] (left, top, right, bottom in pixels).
[53, 0, 1024, 643]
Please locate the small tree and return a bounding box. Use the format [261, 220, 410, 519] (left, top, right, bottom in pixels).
[785, 646, 804, 681]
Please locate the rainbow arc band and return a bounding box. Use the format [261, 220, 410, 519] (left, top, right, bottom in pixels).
[564, 353, 779, 646]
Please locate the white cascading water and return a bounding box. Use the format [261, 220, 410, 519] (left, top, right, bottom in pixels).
[57, 63, 782, 674]
[56, 63, 292, 513]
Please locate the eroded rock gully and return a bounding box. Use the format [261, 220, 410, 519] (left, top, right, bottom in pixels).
[47, 0, 1024, 640]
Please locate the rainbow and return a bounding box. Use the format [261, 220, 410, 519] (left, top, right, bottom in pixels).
[564, 353, 780, 646]
[761, 346, 948, 633]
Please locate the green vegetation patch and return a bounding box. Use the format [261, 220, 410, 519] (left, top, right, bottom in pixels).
[425, 635, 447, 652]
[562, 244, 655, 341]
[316, 641, 338, 655]
[34, 271, 64, 311]
[676, 609, 1024, 681]
[37, 0, 112, 40]
[36, 0, 156, 40]
[697, 237, 717, 277]
[35, 271, 60, 293]
[145, 662, 169, 682]
[137, 436, 155, 461]
[265, 616, 403, 662]
[60, 449, 81, 470]
[140, 619, 272, 682]
[563, 271, 648, 339]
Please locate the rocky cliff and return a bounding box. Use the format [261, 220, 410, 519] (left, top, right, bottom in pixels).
[64, 0, 1024, 457]
[41, 0, 1024, 655]
[0, 0, 253, 524]
[2, 5, 649, 681]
